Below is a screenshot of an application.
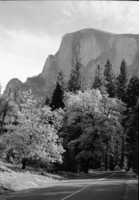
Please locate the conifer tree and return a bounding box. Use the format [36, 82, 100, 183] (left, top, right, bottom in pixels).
[125, 76, 139, 172]
[116, 60, 128, 103]
[125, 76, 139, 109]
[50, 83, 64, 110]
[92, 65, 106, 94]
[126, 99, 139, 172]
[68, 61, 87, 93]
[104, 59, 116, 98]
[116, 60, 129, 169]
[50, 69, 66, 110]
[92, 65, 102, 89]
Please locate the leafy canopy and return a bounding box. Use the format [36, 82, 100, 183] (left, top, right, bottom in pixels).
[0, 90, 65, 164]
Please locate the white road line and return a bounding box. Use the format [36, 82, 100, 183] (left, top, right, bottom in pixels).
[61, 173, 115, 200]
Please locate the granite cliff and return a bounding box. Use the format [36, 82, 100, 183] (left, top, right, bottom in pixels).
[4, 28, 139, 98]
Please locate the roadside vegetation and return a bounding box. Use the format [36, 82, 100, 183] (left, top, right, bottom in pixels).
[0, 159, 86, 199]
[0, 59, 138, 197]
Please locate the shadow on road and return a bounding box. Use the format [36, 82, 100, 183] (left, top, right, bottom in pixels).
[6, 172, 138, 200]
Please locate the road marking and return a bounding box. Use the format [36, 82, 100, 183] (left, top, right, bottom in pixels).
[61, 173, 115, 200]
[61, 178, 104, 200]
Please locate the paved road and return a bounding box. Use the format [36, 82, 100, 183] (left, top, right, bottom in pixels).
[6, 171, 137, 200]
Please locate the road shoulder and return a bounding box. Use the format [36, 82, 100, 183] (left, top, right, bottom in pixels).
[124, 172, 138, 200]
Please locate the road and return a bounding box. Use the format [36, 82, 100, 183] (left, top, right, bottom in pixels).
[6, 171, 137, 200]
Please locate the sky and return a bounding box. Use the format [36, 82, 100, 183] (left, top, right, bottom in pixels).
[0, 1, 139, 93]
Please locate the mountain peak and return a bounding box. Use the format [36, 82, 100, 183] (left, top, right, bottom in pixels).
[4, 28, 139, 99]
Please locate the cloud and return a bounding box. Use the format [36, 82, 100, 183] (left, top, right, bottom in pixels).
[62, 9, 71, 17]
[0, 26, 60, 92]
[61, 1, 139, 34]
[0, 1, 139, 92]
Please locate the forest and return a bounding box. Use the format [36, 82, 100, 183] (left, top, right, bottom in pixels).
[0, 59, 139, 174]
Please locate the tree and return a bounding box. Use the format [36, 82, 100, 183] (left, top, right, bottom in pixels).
[57, 68, 67, 92]
[92, 65, 106, 94]
[125, 76, 139, 109]
[116, 60, 128, 102]
[62, 89, 124, 173]
[92, 65, 102, 89]
[45, 95, 51, 106]
[104, 59, 116, 98]
[0, 94, 18, 135]
[116, 60, 129, 169]
[50, 83, 65, 110]
[50, 69, 67, 110]
[0, 90, 65, 169]
[126, 99, 139, 172]
[125, 77, 139, 172]
[68, 61, 87, 93]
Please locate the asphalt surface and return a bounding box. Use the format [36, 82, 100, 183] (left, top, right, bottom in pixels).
[6, 171, 138, 200]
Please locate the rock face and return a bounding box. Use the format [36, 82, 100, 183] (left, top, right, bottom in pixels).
[4, 28, 139, 98]
[4, 78, 22, 98]
[4, 75, 49, 99]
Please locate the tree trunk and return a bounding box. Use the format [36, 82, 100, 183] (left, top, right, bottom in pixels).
[82, 160, 90, 174]
[109, 156, 114, 170]
[22, 158, 26, 169]
[0, 111, 6, 135]
[120, 136, 124, 169]
[105, 153, 108, 171]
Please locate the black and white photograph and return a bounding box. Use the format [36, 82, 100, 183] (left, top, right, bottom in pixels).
[0, 1, 138, 200]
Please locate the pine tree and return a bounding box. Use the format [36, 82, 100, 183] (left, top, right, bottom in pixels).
[50, 69, 66, 110]
[92, 65, 106, 94]
[116, 60, 129, 169]
[125, 76, 139, 172]
[116, 60, 128, 103]
[50, 83, 64, 110]
[125, 76, 139, 109]
[68, 61, 87, 93]
[92, 65, 102, 89]
[104, 59, 116, 98]
[126, 99, 139, 172]
[125, 76, 139, 171]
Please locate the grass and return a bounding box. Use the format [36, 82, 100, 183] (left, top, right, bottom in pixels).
[0, 159, 67, 199]
[1, 160, 138, 200]
[0, 159, 88, 199]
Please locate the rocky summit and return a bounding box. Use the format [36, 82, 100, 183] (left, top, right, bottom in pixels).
[4, 28, 139, 99]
